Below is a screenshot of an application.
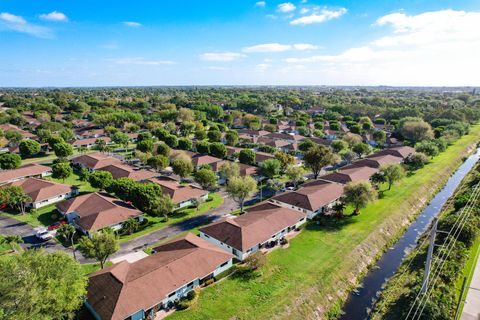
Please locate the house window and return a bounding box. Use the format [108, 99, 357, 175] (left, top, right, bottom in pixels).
[168, 292, 175, 298]
[220, 261, 228, 268]
[187, 281, 194, 287]
[204, 234, 210, 238]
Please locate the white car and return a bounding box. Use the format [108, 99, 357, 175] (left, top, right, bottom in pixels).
[34, 227, 55, 241]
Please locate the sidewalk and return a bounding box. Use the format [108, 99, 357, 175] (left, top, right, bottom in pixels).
[461, 250, 480, 320]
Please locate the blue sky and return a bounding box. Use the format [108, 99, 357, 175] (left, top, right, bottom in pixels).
[0, 0, 479, 86]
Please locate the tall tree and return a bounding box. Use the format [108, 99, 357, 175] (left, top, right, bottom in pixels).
[303, 145, 336, 179]
[219, 161, 239, 182]
[239, 149, 256, 165]
[171, 158, 194, 178]
[52, 162, 73, 182]
[0, 186, 31, 214]
[88, 170, 113, 191]
[52, 142, 74, 159]
[57, 224, 77, 260]
[275, 151, 295, 171]
[194, 168, 218, 190]
[259, 159, 281, 179]
[379, 164, 405, 190]
[78, 231, 119, 269]
[343, 182, 377, 215]
[226, 176, 257, 213]
[19, 140, 41, 158]
[111, 132, 130, 151]
[0, 250, 87, 320]
[286, 165, 306, 188]
[0, 153, 21, 170]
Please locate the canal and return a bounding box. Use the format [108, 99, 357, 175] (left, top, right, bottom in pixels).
[339, 148, 480, 320]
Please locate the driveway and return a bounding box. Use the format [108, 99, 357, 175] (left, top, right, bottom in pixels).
[111, 192, 238, 258]
[0, 215, 92, 263]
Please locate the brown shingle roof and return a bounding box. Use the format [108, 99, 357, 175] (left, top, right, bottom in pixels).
[0, 123, 36, 139]
[321, 166, 378, 184]
[72, 136, 111, 147]
[272, 180, 344, 211]
[87, 233, 232, 320]
[56, 192, 142, 232]
[200, 202, 305, 252]
[367, 146, 415, 159]
[0, 163, 52, 185]
[147, 177, 208, 204]
[342, 154, 402, 169]
[7, 178, 73, 203]
[191, 154, 223, 167]
[72, 152, 121, 170]
[99, 163, 158, 181]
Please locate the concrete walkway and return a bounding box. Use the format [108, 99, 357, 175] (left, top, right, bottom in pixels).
[461, 250, 480, 320]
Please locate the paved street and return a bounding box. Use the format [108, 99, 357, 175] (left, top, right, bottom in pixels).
[111, 192, 238, 259]
[1, 192, 241, 264]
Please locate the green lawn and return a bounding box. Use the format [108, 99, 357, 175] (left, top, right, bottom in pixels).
[81, 262, 113, 276]
[168, 125, 480, 320]
[118, 192, 224, 243]
[1, 204, 60, 228]
[46, 170, 99, 193]
[456, 236, 480, 317]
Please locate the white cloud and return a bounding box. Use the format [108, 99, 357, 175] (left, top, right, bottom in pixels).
[284, 9, 480, 85]
[113, 57, 175, 65]
[199, 52, 246, 62]
[278, 3, 296, 13]
[300, 8, 309, 14]
[256, 63, 271, 72]
[242, 42, 317, 53]
[290, 8, 347, 25]
[123, 21, 142, 27]
[0, 12, 51, 38]
[255, 1, 266, 7]
[39, 11, 68, 22]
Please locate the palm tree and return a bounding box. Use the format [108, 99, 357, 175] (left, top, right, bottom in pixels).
[122, 218, 139, 235]
[332, 201, 346, 217]
[58, 224, 77, 260]
[0, 234, 23, 252]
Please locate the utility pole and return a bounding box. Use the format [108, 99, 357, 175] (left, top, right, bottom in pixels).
[421, 218, 438, 293]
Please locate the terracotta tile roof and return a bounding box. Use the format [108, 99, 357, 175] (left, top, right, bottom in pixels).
[367, 146, 415, 159]
[321, 166, 378, 184]
[56, 192, 142, 232]
[99, 163, 158, 181]
[200, 202, 305, 252]
[7, 178, 73, 203]
[226, 146, 242, 157]
[72, 152, 122, 170]
[272, 180, 344, 211]
[0, 163, 52, 185]
[147, 177, 208, 204]
[87, 233, 232, 320]
[76, 128, 106, 137]
[236, 129, 269, 137]
[257, 137, 291, 148]
[342, 154, 402, 169]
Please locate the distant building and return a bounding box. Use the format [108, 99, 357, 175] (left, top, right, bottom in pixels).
[0, 163, 52, 185]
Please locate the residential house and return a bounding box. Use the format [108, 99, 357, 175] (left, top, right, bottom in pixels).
[85, 233, 233, 320]
[146, 177, 209, 209]
[99, 163, 158, 181]
[342, 154, 403, 170]
[56, 192, 144, 235]
[254, 151, 276, 165]
[199, 202, 306, 261]
[72, 152, 122, 172]
[0, 163, 52, 185]
[71, 137, 112, 149]
[263, 132, 304, 143]
[226, 146, 242, 160]
[368, 146, 415, 160]
[75, 128, 106, 139]
[7, 178, 78, 209]
[0, 123, 37, 142]
[321, 166, 378, 185]
[271, 180, 344, 219]
[191, 154, 223, 170]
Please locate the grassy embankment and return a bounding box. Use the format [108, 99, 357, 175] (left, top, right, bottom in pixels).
[371, 148, 480, 319]
[167, 125, 480, 320]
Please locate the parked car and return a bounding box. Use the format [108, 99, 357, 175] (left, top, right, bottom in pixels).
[48, 220, 67, 230]
[34, 227, 55, 241]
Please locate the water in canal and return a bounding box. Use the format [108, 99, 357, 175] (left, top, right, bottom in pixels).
[339, 148, 480, 320]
